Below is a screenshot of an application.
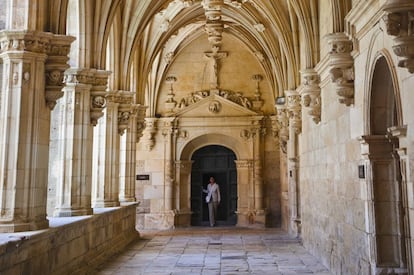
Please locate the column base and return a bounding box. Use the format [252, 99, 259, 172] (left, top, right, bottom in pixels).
[93, 200, 120, 208]
[0, 219, 49, 233]
[53, 208, 93, 217]
[119, 197, 136, 205]
[174, 210, 192, 227]
[236, 209, 267, 228]
[289, 218, 302, 237]
[137, 211, 176, 230]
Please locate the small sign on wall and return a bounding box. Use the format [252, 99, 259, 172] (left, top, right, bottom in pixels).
[358, 165, 365, 179]
[136, 174, 150, 181]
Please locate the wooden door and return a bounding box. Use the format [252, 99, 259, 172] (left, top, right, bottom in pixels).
[190, 145, 237, 226]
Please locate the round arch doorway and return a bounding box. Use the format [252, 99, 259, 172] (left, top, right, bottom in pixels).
[190, 145, 237, 226]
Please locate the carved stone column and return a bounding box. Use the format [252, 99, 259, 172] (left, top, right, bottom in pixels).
[0, 31, 72, 232]
[300, 68, 321, 123]
[93, 91, 132, 208]
[119, 102, 143, 204]
[50, 68, 97, 217]
[326, 32, 354, 106]
[383, 0, 414, 73]
[136, 105, 147, 143]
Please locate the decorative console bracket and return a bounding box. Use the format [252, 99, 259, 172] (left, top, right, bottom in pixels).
[285, 90, 302, 135]
[300, 69, 321, 123]
[326, 32, 354, 106]
[383, 0, 414, 73]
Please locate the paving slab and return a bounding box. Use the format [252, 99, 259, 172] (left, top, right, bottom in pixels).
[95, 227, 332, 275]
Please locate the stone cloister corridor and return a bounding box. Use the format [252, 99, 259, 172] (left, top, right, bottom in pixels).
[1, 0, 414, 274]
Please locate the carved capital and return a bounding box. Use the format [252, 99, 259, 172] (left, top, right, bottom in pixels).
[300, 69, 321, 123]
[285, 90, 301, 135]
[326, 32, 355, 106]
[383, 1, 414, 73]
[0, 30, 52, 54]
[45, 35, 75, 110]
[90, 70, 111, 126]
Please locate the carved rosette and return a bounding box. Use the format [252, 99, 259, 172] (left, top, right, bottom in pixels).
[326, 32, 354, 106]
[285, 90, 301, 135]
[90, 70, 110, 126]
[142, 117, 158, 151]
[45, 35, 75, 110]
[114, 91, 134, 135]
[300, 69, 321, 123]
[383, 0, 414, 73]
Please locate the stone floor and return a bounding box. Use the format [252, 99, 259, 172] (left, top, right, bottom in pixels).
[95, 227, 331, 275]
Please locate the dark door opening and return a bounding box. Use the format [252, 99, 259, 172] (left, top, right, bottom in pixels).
[191, 145, 237, 226]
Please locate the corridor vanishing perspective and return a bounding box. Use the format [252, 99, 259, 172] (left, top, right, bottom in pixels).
[1, 0, 414, 275]
[96, 227, 331, 275]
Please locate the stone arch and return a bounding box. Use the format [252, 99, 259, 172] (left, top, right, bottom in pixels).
[361, 49, 408, 273]
[176, 132, 264, 227]
[179, 133, 249, 161]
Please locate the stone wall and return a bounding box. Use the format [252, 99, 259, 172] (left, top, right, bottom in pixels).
[0, 204, 139, 275]
[300, 1, 414, 274]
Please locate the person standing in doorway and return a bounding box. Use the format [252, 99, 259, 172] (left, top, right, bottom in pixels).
[203, 176, 221, 227]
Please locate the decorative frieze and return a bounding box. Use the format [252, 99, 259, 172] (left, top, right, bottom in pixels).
[300, 69, 321, 123]
[326, 32, 354, 106]
[285, 90, 302, 135]
[383, 0, 414, 73]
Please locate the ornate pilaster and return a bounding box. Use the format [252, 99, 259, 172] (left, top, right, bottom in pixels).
[161, 118, 176, 212]
[0, 31, 72, 232]
[285, 90, 302, 135]
[93, 91, 125, 208]
[383, 0, 414, 73]
[300, 69, 321, 123]
[274, 102, 289, 154]
[326, 32, 354, 106]
[119, 101, 142, 204]
[234, 159, 253, 226]
[50, 68, 97, 217]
